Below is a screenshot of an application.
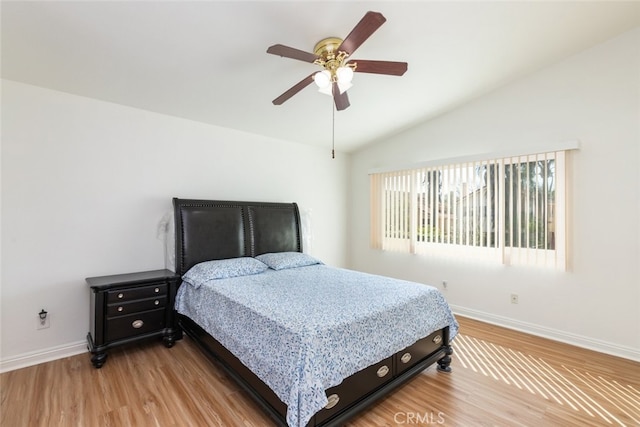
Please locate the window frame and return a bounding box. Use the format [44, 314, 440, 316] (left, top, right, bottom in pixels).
[370, 143, 577, 270]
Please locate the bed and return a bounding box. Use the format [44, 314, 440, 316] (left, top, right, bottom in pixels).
[172, 198, 457, 427]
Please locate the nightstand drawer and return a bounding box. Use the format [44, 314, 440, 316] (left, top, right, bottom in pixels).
[107, 283, 167, 303]
[105, 309, 165, 342]
[107, 296, 167, 316]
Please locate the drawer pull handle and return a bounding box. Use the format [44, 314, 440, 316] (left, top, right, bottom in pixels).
[154, 288, 160, 293]
[117, 306, 124, 312]
[376, 365, 390, 377]
[433, 335, 442, 344]
[117, 293, 124, 299]
[401, 352, 412, 364]
[132, 320, 144, 329]
[325, 394, 340, 410]
[154, 300, 160, 305]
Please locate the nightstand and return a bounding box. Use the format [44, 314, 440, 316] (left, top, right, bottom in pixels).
[86, 269, 182, 368]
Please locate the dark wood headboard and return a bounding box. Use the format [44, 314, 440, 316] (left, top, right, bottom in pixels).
[172, 198, 302, 276]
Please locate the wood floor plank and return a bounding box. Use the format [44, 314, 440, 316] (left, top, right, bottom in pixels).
[2, 316, 638, 426]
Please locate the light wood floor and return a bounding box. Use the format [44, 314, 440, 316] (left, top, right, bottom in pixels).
[2, 316, 639, 426]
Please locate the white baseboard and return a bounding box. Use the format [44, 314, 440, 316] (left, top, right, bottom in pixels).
[452, 305, 640, 362]
[0, 340, 87, 373]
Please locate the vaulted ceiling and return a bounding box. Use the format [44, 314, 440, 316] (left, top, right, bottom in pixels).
[2, 1, 639, 152]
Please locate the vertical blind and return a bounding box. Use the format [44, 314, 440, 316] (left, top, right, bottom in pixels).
[370, 149, 570, 269]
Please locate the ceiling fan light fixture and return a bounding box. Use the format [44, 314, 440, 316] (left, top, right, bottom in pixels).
[337, 81, 352, 94]
[336, 66, 354, 94]
[313, 70, 332, 89]
[336, 66, 354, 84]
[318, 85, 333, 96]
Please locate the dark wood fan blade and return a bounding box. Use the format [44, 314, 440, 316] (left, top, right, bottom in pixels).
[272, 73, 315, 105]
[267, 44, 319, 63]
[337, 11, 386, 56]
[349, 59, 408, 76]
[332, 82, 350, 111]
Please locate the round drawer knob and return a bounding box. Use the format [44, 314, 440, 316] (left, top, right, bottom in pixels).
[117, 293, 124, 299]
[117, 306, 124, 312]
[154, 288, 160, 293]
[433, 335, 442, 344]
[325, 394, 340, 410]
[132, 320, 144, 329]
[154, 300, 160, 305]
[376, 365, 390, 378]
[401, 352, 412, 364]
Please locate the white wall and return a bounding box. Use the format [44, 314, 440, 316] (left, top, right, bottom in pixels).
[0, 80, 349, 370]
[348, 28, 640, 360]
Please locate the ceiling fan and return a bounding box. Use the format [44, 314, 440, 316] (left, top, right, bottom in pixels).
[267, 11, 408, 111]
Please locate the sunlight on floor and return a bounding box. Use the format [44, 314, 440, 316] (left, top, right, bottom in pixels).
[453, 334, 640, 427]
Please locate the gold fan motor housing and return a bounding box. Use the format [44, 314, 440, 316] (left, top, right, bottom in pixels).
[314, 37, 344, 60]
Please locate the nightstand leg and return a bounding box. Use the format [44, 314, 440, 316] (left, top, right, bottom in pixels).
[87, 332, 108, 368]
[163, 325, 183, 348]
[90, 351, 108, 369]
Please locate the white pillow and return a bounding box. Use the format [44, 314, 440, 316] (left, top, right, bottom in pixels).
[182, 257, 268, 288]
[255, 252, 323, 271]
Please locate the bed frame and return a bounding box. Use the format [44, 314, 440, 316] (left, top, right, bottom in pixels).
[172, 198, 453, 427]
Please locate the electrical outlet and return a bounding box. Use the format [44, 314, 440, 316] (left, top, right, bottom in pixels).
[37, 312, 50, 330]
[510, 294, 519, 304]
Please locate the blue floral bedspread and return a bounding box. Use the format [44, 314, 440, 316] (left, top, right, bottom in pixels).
[175, 264, 458, 427]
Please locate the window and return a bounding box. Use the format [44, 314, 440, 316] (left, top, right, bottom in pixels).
[370, 146, 575, 269]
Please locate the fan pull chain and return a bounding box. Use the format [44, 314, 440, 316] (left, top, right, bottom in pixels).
[331, 101, 335, 159]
